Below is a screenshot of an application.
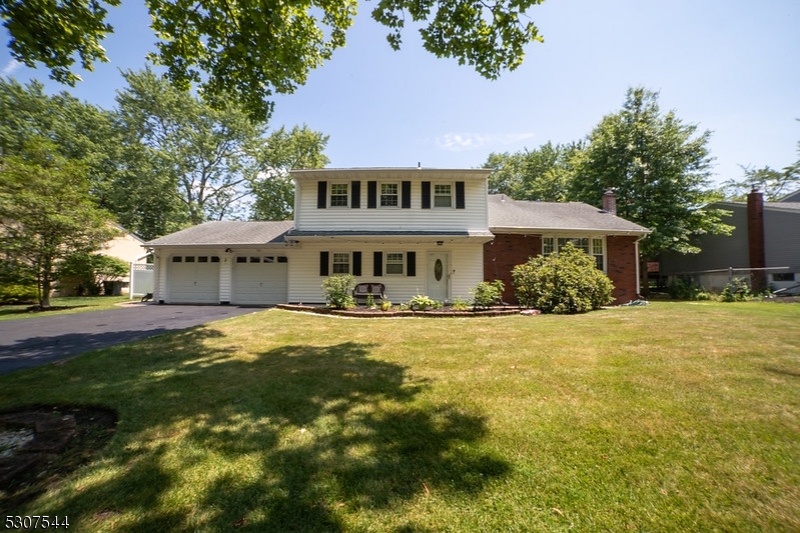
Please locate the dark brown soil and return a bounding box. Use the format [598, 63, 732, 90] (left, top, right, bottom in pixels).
[0, 405, 117, 513]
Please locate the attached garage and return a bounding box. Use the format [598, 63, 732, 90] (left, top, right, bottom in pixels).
[232, 255, 288, 305]
[167, 255, 220, 304]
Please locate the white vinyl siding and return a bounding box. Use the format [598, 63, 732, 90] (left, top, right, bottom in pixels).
[287, 241, 483, 304]
[295, 179, 488, 233]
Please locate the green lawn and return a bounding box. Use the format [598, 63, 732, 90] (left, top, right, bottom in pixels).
[0, 296, 131, 321]
[1, 302, 798, 531]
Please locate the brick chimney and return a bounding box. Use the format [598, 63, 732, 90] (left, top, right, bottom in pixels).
[602, 189, 617, 215]
[747, 189, 767, 292]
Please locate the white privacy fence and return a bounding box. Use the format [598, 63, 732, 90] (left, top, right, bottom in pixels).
[129, 262, 154, 298]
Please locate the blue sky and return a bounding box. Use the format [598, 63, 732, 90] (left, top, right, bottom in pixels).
[2, 0, 799, 186]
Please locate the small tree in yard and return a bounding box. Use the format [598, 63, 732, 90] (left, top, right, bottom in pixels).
[512, 243, 614, 314]
[321, 275, 356, 309]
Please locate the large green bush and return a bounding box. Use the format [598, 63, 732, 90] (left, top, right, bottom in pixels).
[512, 243, 615, 314]
[321, 275, 356, 309]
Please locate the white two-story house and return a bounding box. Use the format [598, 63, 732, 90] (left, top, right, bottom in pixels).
[145, 168, 649, 305]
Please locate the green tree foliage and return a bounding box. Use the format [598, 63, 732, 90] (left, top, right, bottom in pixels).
[484, 141, 583, 201]
[58, 252, 129, 295]
[250, 126, 330, 221]
[114, 69, 329, 229]
[511, 242, 614, 314]
[2, 0, 546, 121]
[721, 165, 799, 201]
[0, 137, 119, 307]
[570, 87, 732, 290]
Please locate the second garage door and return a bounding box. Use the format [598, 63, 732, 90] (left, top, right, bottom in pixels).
[232, 255, 288, 305]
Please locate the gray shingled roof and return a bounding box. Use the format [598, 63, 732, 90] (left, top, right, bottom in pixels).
[488, 194, 650, 234]
[286, 229, 494, 238]
[146, 220, 294, 246]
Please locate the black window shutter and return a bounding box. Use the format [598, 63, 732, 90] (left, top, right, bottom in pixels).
[367, 181, 377, 208]
[401, 181, 411, 208]
[421, 182, 431, 209]
[352, 251, 362, 276]
[456, 181, 466, 209]
[407, 252, 416, 277]
[320, 251, 329, 276]
[351, 181, 361, 208]
[317, 181, 327, 209]
[373, 251, 383, 276]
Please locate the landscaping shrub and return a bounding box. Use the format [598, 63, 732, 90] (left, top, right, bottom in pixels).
[721, 278, 752, 302]
[0, 283, 39, 304]
[666, 278, 700, 300]
[471, 280, 504, 309]
[321, 275, 356, 309]
[512, 242, 614, 314]
[408, 295, 439, 310]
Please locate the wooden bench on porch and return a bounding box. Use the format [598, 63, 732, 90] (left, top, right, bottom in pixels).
[353, 282, 386, 305]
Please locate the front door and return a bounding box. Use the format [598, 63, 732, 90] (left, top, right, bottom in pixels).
[427, 252, 450, 302]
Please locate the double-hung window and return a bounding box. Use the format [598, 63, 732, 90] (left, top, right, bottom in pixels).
[543, 236, 605, 270]
[385, 253, 404, 275]
[330, 183, 349, 207]
[332, 253, 350, 274]
[380, 183, 399, 207]
[434, 184, 452, 207]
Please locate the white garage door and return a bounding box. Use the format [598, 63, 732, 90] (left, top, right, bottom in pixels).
[233, 255, 288, 305]
[168, 255, 220, 304]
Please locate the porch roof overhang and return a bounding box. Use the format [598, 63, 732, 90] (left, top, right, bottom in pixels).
[285, 229, 495, 244]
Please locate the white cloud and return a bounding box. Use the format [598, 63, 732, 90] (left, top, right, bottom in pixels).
[1, 60, 21, 76]
[436, 132, 536, 152]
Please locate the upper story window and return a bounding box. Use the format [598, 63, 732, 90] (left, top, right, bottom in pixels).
[434, 184, 452, 207]
[380, 183, 399, 207]
[543, 237, 605, 270]
[330, 183, 349, 207]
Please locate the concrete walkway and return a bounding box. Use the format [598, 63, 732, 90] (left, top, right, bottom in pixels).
[0, 303, 261, 375]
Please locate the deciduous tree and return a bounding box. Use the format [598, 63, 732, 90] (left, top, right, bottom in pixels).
[570, 87, 732, 292]
[1, 0, 546, 120]
[484, 141, 582, 201]
[0, 137, 119, 307]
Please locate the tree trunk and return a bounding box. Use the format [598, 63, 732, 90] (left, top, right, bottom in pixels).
[639, 258, 650, 297]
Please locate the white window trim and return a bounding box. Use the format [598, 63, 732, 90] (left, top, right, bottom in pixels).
[329, 182, 349, 208]
[542, 235, 606, 272]
[331, 252, 351, 274]
[384, 252, 405, 275]
[433, 182, 453, 208]
[379, 182, 400, 208]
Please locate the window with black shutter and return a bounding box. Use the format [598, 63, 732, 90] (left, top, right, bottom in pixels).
[367, 181, 377, 209]
[401, 181, 411, 208]
[320, 251, 329, 276]
[351, 181, 361, 208]
[353, 251, 362, 276]
[317, 181, 327, 209]
[455, 181, 465, 209]
[406, 252, 416, 277]
[373, 251, 383, 276]
[421, 182, 431, 209]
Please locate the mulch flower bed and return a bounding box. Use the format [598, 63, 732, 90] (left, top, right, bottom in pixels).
[276, 304, 531, 318]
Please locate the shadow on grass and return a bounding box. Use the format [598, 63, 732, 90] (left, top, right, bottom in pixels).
[30, 330, 509, 531]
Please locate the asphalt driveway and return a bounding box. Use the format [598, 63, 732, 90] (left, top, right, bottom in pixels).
[0, 303, 261, 375]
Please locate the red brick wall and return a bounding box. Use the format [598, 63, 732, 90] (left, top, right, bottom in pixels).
[483, 234, 541, 304]
[605, 235, 640, 303]
[483, 233, 640, 305]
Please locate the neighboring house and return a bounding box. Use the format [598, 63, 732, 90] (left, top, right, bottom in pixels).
[145, 168, 650, 306]
[659, 190, 800, 293]
[58, 224, 148, 296]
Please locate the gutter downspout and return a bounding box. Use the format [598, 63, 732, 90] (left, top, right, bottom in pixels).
[634, 235, 646, 297]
